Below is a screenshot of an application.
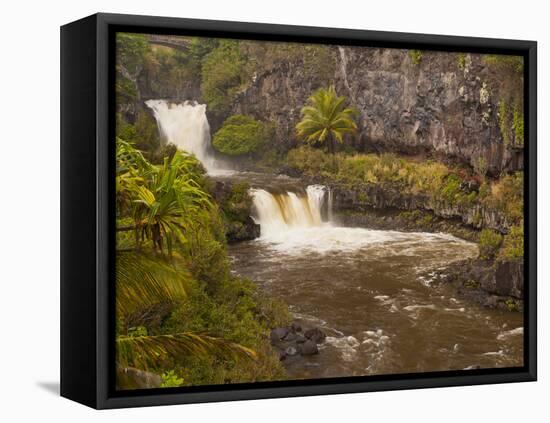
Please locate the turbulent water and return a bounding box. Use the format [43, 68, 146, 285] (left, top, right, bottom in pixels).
[145, 99, 231, 175]
[145, 105, 523, 379]
[229, 182, 524, 379]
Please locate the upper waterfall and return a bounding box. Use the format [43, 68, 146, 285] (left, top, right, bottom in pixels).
[145, 99, 230, 174]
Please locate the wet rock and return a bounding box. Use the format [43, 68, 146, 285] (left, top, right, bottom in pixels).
[463, 364, 481, 370]
[283, 331, 297, 342]
[443, 259, 524, 310]
[285, 346, 298, 356]
[304, 328, 326, 343]
[270, 327, 289, 343]
[299, 340, 319, 355]
[484, 295, 499, 308]
[291, 322, 302, 333]
[116, 366, 162, 390]
[495, 260, 524, 299]
[295, 334, 306, 344]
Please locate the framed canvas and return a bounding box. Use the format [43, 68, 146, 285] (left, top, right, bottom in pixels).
[60, 13, 537, 409]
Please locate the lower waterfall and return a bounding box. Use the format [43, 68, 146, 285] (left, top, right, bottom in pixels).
[250, 185, 329, 238]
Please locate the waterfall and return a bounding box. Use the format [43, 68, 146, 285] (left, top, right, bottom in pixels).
[327, 187, 334, 222]
[145, 99, 229, 174]
[250, 185, 328, 238]
[306, 185, 327, 225]
[338, 46, 354, 101]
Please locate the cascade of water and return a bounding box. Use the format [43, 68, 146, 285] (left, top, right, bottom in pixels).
[250, 185, 328, 238]
[145, 99, 230, 174]
[338, 46, 354, 101]
[306, 185, 327, 225]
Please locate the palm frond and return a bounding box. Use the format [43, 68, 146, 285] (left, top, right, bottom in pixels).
[116, 332, 257, 370]
[116, 252, 191, 318]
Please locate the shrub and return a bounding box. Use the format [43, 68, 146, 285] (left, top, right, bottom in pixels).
[222, 182, 253, 222]
[479, 229, 503, 259]
[160, 370, 184, 387]
[201, 41, 250, 114]
[285, 146, 523, 226]
[409, 50, 423, 65]
[213, 115, 272, 156]
[499, 224, 524, 260]
[484, 172, 523, 224]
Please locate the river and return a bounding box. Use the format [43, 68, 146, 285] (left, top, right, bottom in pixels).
[224, 174, 524, 379]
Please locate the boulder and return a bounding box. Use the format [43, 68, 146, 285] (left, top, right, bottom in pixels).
[299, 340, 319, 355]
[304, 328, 326, 343]
[291, 322, 302, 333]
[270, 327, 289, 343]
[495, 260, 524, 299]
[295, 334, 306, 344]
[283, 331, 297, 342]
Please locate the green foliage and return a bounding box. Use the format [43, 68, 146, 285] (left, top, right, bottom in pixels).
[116, 142, 213, 254]
[505, 298, 520, 312]
[116, 33, 149, 74]
[409, 50, 423, 65]
[483, 172, 524, 225]
[127, 326, 148, 337]
[286, 146, 522, 226]
[473, 156, 489, 177]
[296, 86, 358, 153]
[116, 252, 191, 319]
[513, 106, 525, 146]
[160, 370, 184, 387]
[498, 100, 511, 145]
[485, 55, 524, 74]
[116, 332, 256, 371]
[222, 182, 253, 222]
[441, 174, 461, 203]
[499, 224, 524, 260]
[485, 54, 524, 145]
[116, 77, 139, 104]
[212, 115, 273, 156]
[115, 33, 150, 104]
[116, 111, 162, 159]
[479, 229, 503, 259]
[457, 53, 467, 70]
[201, 40, 251, 115]
[115, 140, 290, 388]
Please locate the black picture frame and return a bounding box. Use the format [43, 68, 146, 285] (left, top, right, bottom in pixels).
[61, 12, 537, 409]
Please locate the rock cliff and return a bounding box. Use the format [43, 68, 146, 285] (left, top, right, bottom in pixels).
[232, 47, 523, 174]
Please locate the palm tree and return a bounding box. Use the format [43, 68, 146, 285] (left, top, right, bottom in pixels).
[296, 86, 358, 154]
[116, 140, 213, 255]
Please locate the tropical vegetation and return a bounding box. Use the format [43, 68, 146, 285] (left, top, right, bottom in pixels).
[296, 86, 358, 155]
[114, 138, 289, 389]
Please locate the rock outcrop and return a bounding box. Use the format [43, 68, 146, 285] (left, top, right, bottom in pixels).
[328, 182, 510, 233]
[441, 258, 524, 311]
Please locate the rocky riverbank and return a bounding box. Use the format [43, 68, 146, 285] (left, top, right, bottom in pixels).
[437, 258, 524, 312]
[270, 324, 326, 362]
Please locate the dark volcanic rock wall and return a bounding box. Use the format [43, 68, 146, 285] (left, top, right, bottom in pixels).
[232, 47, 523, 174]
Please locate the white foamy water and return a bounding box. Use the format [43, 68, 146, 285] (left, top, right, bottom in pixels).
[497, 327, 523, 340]
[250, 185, 479, 256]
[145, 99, 232, 175]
